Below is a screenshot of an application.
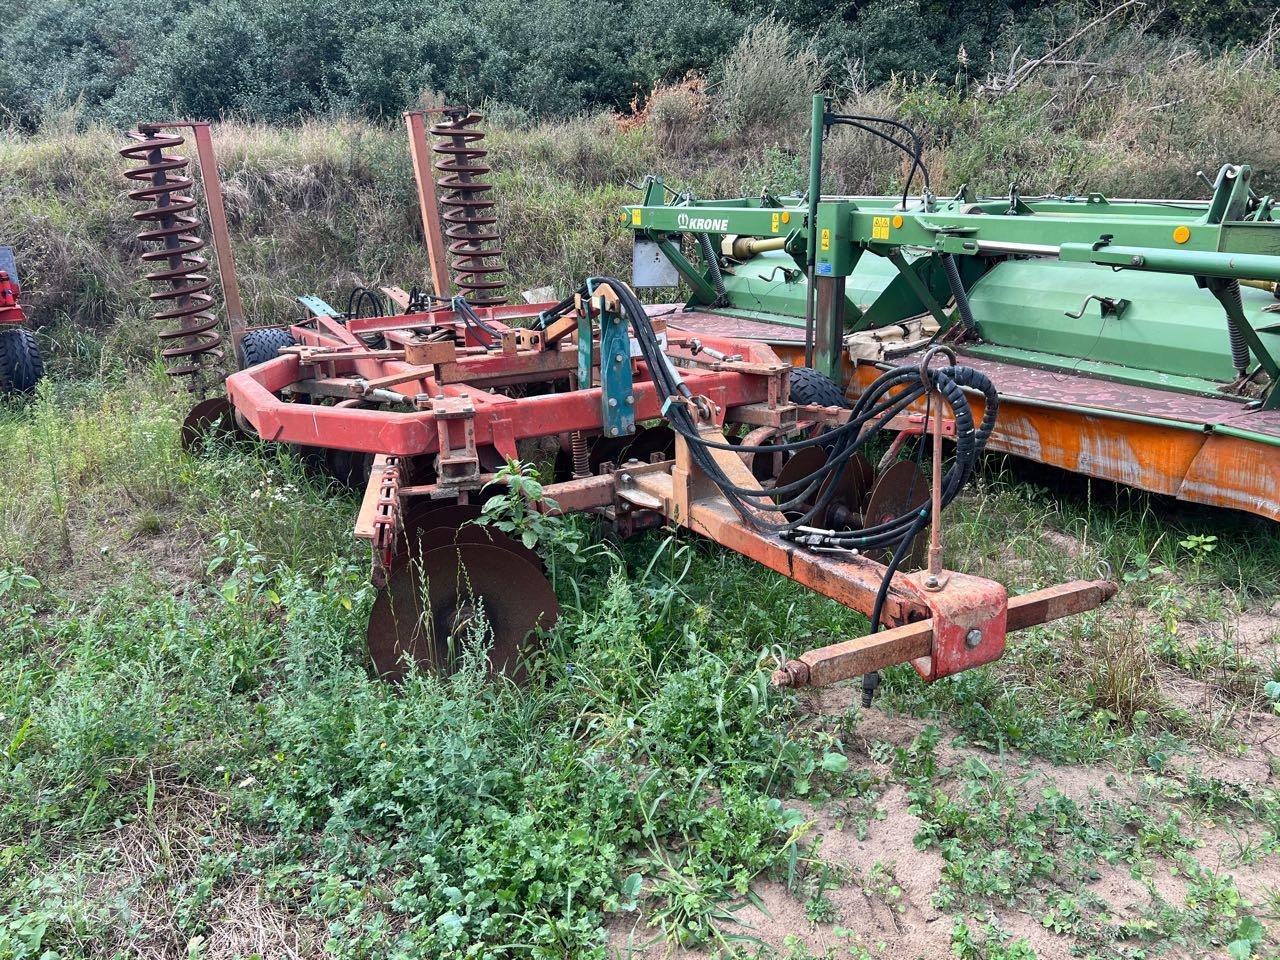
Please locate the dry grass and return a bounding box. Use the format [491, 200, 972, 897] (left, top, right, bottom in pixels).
[713, 16, 820, 140]
[2, 17, 1279, 377]
[63, 792, 324, 959]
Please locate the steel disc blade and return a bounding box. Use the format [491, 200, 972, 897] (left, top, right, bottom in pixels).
[411, 522, 543, 571]
[367, 543, 559, 683]
[181, 396, 238, 451]
[745, 435, 786, 483]
[403, 502, 484, 534]
[816, 452, 874, 528]
[773, 446, 829, 509]
[863, 460, 930, 570]
[848, 453, 874, 510]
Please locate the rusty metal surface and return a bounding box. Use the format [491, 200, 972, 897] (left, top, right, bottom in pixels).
[668, 309, 808, 344]
[431, 108, 505, 305]
[178, 122, 246, 349]
[902, 571, 1007, 681]
[180, 395, 237, 450]
[952, 353, 1280, 433]
[772, 578, 1114, 688]
[1005, 579, 1119, 631]
[626, 461, 934, 627]
[367, 542, 558, 682]
[404, 111, 452, 297]
[848, 360, 1280, 522]
[120, 127, 224, 385]
[413, 523, 543, 571]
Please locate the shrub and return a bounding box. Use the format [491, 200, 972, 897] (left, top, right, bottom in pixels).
[713, 17, 820, 141]
[644, 76, 711, 155]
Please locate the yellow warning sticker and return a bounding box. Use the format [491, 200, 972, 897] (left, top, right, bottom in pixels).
[771, 212, 780, 233]
[872, 216, 890, 240]
[631, 208, 642, 226]
[820, 228, 830, 251]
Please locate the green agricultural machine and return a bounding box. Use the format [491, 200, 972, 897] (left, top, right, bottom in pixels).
[624, 95, 1280, 522]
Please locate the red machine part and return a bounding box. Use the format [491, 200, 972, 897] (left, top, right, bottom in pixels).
[225, 305, 776, 458]
[222, 297, 1116, 688]
[904, 571, 1008, 680]
[0, 270, 25, 326]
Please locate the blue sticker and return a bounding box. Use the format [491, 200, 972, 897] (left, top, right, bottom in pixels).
[816, 262, 834, 275]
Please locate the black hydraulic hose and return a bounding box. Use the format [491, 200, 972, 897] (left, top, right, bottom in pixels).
[860, 504, 931, 706]
[574, 277, 997, 554]
[824, 113, 931, 209]
[575, 275, 998, 710]
[940, 253, 976, 332]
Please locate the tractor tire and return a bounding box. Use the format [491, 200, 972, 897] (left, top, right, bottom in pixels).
[788, 366, 848, 409]
[239, 327, 297, 369]
[0, 328, 44, 394]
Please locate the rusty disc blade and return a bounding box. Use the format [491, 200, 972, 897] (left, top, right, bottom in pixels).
[411, 521, 543, 571]
[863, 459, 930, 570]
[847, 453, 874, 509]
[744, 434, 787, 483]
[367, 543, 559, 683]
[773, 446, 828, 509]
[409, 503, 484, 534]
[816, 452, 874, 528]
[180, 396, 238, 451]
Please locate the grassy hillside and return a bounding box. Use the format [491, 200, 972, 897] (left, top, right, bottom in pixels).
[3, 29, 1280, 960]
[4, 21, 1279, 374]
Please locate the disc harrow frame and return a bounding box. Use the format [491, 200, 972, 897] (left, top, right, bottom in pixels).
[225, 289, 1115, 686]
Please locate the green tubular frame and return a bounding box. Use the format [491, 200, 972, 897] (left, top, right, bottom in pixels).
[622, 95, 1280, 406]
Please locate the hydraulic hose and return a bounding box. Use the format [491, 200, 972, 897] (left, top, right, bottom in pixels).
[575, 277, 999, 555]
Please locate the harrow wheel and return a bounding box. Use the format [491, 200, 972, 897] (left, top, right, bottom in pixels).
[366, 515, 559, 683]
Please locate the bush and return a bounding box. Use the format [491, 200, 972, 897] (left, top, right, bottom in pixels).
[713, 17, 820, 140]
[644, 76, 711, 155]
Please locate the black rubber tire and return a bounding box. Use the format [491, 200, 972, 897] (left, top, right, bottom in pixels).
[0, 328, 44, 394]
[788, 366, 848, 408]
[239, 327, 297, 369]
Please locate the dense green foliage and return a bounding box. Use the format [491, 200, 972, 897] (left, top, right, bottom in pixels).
[0, 0, 1275, 126]
[1, 380, 1278, 957]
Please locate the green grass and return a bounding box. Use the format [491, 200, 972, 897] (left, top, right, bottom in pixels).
[5, 42, 1280, 954]
[2, 380, 1279, 959]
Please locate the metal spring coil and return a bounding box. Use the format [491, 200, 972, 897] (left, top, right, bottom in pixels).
[430, 108, 506, 306]
[120, 127, 222, 383]
[1222, 279, 1252, 376]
